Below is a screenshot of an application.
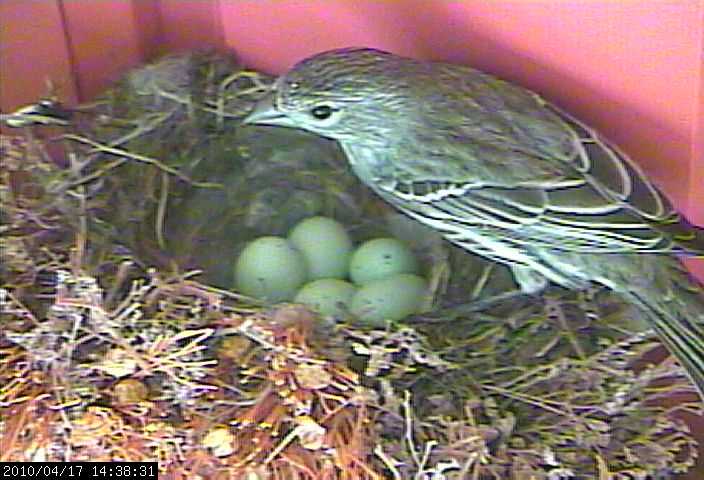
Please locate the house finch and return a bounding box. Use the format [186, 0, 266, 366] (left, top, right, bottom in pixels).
[243, 48, 704, 398]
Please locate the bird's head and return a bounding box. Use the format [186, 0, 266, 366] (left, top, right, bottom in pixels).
[243, 48, 422, 147]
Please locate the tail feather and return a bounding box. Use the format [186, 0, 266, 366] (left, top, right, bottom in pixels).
[622, 275, 704, 397]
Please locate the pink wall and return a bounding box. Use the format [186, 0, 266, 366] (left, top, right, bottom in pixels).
[1, 0, 702, 280]
[0, 2, 703, 475]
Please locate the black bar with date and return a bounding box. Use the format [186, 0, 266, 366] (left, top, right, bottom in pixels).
[0, 462, 157, 480]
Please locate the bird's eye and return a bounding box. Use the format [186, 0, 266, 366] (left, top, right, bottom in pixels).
[310, 105, 336, 120]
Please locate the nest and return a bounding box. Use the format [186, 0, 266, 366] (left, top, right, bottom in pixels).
[0, 51, 700, 479]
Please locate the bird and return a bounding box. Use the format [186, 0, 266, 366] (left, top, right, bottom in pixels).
[242, 47, 704, 399]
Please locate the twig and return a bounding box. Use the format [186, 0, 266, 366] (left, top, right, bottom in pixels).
[374, 445, 402, 480]
[61, 134, 220, 188]
[156, 170, 169, 250]
[97, 111, 175, 150]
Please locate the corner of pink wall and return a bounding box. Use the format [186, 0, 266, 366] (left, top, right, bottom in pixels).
[158, 0, 225, 54]
[0, 0, 78, 110]
[60, 2, 145, 100]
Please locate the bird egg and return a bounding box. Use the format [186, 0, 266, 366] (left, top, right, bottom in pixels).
[350, 273, 427, 326]
[294, 278, 357, 317]
[234, 236, 307, 302]
[349, 237, 419, 285]
[288, 216, 353, 280]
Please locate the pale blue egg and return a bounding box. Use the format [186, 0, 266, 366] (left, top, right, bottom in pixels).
[349, 237, 419, 285]
[294, 279, 357, 317]
[288, 216, 353, 280]
[234, 236, 307, 302]
[350, 273, 427, 326]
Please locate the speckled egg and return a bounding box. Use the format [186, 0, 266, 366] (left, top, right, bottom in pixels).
[288, 216, 353, 280]
[234, 236, 307, 302]
[350, 273, 427, 326]
[294, 278, 357, 317]
[349, 237, 419, 285]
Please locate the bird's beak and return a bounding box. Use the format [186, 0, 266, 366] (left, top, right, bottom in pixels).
[242, 93, 296, 127]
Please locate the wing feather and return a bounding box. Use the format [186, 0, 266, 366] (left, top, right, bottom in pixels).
[377, 90, 704, 255]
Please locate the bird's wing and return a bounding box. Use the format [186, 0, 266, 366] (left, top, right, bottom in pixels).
[379, 79, 704, 255]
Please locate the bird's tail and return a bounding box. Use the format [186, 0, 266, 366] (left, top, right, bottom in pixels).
[618, 259, 704, 397]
